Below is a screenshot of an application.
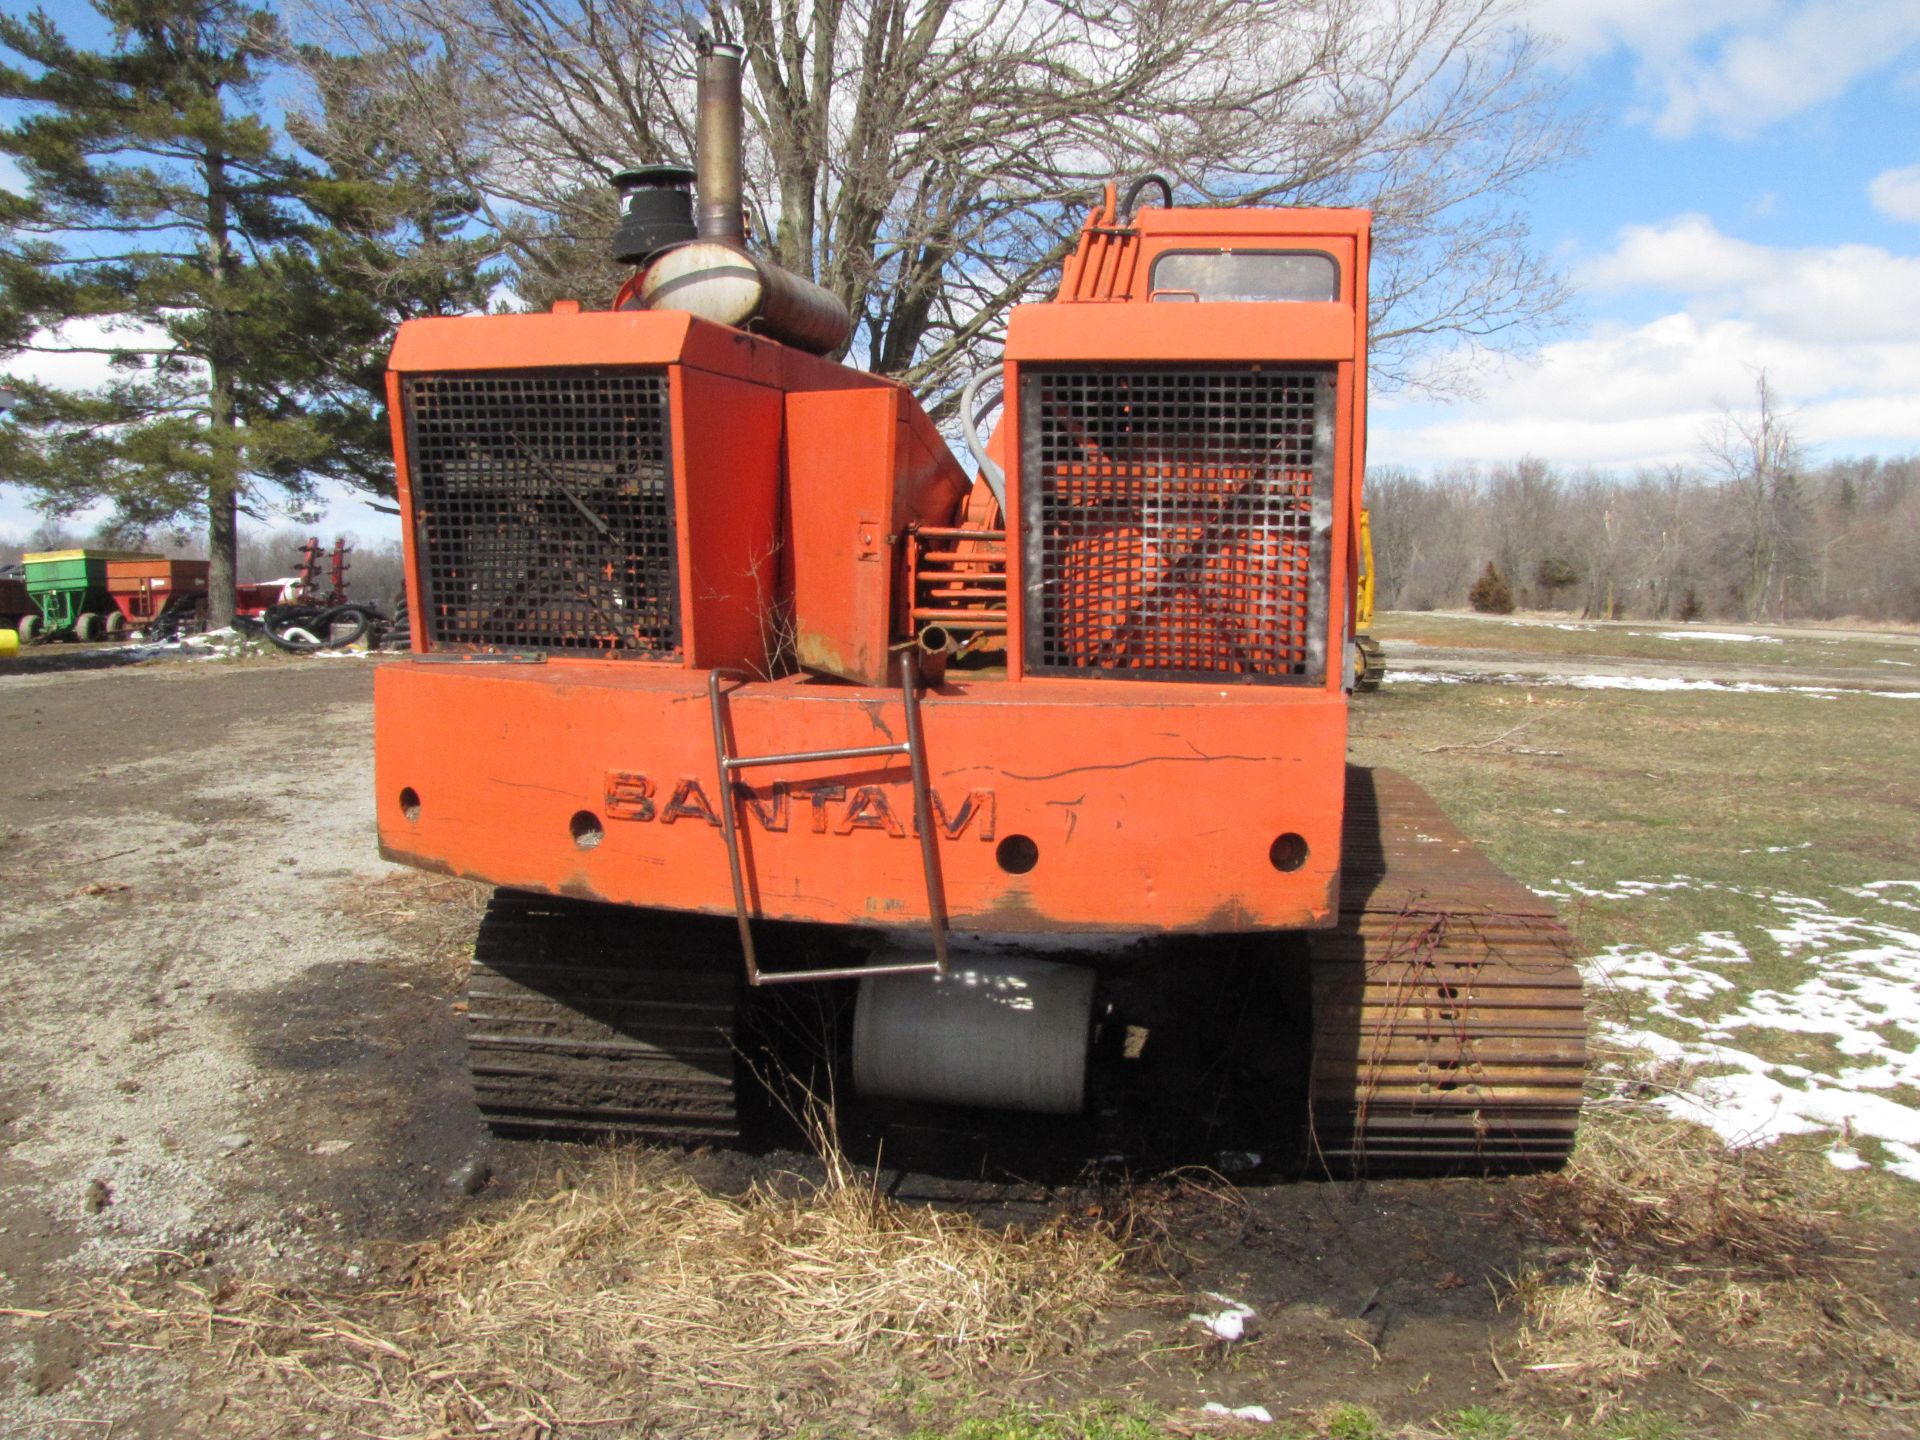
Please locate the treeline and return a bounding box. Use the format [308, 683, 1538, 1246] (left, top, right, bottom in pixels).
[1368, 452, 1920, 624]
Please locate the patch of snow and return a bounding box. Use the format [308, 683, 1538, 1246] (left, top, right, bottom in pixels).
[1390, 667, 1920, 699]
[1653, 630, 1781, 644]
[1881, 1141, 1920, 1183]
[1827, 1146, 1868, 1171]
[1189, 1293, 1257, 1342]
[1203, 1403, 1274, 1423]
[1537, 875, 1705, 902]
[1584, 884, 1920, 1179]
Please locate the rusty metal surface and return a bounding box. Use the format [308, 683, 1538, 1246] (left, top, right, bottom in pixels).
[694, 40, 745, 244]
[1309, 767, 1586, 1174]
[466, 891, 741, 1141]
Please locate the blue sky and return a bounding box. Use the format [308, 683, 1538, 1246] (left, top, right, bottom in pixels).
[4, 0, 1920, 541]
[1370, 0, 1920, 473]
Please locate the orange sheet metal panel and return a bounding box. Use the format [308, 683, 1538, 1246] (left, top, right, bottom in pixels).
[376, 660, 1347, 934]
[1135, 206, 1371, 242]
[673, 365, 785, 672]
[385, 308, 899, 669]
[391, 308, 764, 387]
[1005, 301, 1355, 364]
[384, 368, 426, 654]
[785, 388, 971, 685]
[105, 558, 208, 592]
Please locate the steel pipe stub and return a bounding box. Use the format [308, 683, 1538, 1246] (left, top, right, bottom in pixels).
[852, 955, 1096, 1115]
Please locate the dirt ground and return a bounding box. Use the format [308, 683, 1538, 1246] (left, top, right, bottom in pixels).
[1, 646, 1915, 1438]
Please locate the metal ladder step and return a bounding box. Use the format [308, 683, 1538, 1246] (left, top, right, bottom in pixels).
[706, 650, 950, 986]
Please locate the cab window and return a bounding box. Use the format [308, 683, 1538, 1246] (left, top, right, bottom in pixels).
[1149, 250, 1339, 303]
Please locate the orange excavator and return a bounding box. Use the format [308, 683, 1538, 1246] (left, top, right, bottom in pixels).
[374, 39, 1583, 1173]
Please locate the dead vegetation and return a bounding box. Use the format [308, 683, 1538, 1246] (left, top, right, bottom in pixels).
[1507, 1102, 1920, 1419]
[83, 1140, 1130, 1437]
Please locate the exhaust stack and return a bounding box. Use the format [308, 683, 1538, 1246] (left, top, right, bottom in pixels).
[640, 34, 853, 355]
[695, 39, 746, 244]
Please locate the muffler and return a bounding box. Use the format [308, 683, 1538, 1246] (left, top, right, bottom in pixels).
[639, 36, 852, 356]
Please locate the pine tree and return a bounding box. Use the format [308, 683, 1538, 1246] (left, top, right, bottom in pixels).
[0, 1, 492, 622]
[1468, 562, 1514, 614]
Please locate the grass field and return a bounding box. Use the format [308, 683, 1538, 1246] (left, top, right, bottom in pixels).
[1355, 619, 1920, 1178]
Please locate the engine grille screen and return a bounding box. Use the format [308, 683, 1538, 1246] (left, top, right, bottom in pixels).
[1021, 366, 1333, 683]
[401, 368, 678, 656]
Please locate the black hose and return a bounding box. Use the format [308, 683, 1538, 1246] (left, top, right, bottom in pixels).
[262, 603, 371, 653]
[1120, 174, 1173, 222]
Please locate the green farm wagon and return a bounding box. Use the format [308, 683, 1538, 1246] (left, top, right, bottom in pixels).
[19, 549, 160, 642]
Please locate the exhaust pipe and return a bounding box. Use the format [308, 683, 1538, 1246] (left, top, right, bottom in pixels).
[642, 33, 853, 355]
[916, 624, 954, 685]
[695, 38, 746, 244]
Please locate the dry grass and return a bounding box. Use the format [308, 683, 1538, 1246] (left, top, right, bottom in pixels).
[1507, 1103, 1920, 1413]
[1519, 1101, 1835, 1270]
[87, 1144, 1130, 1438]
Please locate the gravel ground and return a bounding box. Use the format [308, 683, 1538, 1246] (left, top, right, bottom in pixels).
[0, 654, 491, 1432]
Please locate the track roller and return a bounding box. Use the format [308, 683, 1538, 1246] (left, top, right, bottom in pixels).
[1353, 633, 1386, 692]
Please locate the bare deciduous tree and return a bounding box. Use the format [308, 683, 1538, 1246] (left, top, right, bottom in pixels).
[290, 0, 1575, 404]
[1357, 411, 1920, 626]
[1706, 372, 1809, 623]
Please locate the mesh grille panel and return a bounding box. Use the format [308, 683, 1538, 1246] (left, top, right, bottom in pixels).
[401, 368, 678, 656]
[1022, 366, 1331, 682]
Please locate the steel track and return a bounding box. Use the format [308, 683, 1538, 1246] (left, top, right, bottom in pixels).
[1308, 767, 1587, 1174]
[467, 891, 743, 1141]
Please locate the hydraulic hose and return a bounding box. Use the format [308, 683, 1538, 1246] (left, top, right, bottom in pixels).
[959, 365, 1007, 513]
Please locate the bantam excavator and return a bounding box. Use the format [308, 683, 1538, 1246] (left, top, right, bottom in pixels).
[374, 40, 1584, 1174]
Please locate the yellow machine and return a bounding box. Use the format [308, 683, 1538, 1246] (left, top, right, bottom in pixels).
[1353, 507, 1384, 692]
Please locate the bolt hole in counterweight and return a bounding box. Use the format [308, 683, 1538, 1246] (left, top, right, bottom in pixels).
[570, 811, 605, 849]
[995, 834, 1039, 874]
[399, 788, 422, 822]
[1269, 832, 1309, 871]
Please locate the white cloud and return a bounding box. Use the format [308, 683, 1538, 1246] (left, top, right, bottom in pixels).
[1870, 164, 1920, 222]
[1529, 0, 1752, 67]
[1371, 216, 1920, 470]
[3, 316, 181, 393]
[1527, 1, 1920, 138]
[1577, 214, 1920, 344]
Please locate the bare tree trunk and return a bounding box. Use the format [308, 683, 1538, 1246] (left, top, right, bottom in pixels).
[203, 143, 239, 628]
